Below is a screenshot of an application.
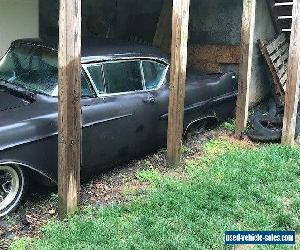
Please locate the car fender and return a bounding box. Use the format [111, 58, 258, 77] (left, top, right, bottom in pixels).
[0, 159, 56, 184]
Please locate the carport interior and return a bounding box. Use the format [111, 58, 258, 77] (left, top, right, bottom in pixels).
[39, 0, 243, 76]
[0, 0, 281, 106]
[1, 0, 298, 218]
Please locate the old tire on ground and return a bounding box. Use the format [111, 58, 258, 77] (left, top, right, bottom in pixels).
[247, 112, 283, 142]
[247, 98, 300, 142]
[0, 164, 27, 217]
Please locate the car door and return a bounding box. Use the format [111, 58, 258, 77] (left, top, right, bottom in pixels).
[139, 59, 170, 149]
[81, 59, 164, 173]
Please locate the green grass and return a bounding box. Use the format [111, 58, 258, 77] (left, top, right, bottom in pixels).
[49, 193, 59, 202]
[222, 119, 236, 133]
[11, 140, 300, 250]
[136, 169, 161, 183]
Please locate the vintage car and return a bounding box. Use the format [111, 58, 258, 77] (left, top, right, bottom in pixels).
[0, 39, 237, 216]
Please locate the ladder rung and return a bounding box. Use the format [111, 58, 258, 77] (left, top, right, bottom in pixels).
[278, 16, 293, 19]
[275, 2, 294, 7]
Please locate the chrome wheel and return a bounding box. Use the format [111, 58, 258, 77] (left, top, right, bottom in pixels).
[0, 165, 20, 211]
[0, 164, 26, 217]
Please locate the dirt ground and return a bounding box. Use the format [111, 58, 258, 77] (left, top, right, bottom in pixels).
[0, 126, 238, 249]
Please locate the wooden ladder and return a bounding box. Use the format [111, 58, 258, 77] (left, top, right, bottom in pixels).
[259, 33, 289, 101]
[266, 0, 293, 33]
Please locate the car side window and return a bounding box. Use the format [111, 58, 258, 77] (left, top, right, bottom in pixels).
[81, 73, 95, 97]
[85, 64, 105, 93]
[142, 61, 167, 90]
[102, 61, 143, 94]
[50, 72, 94, 97]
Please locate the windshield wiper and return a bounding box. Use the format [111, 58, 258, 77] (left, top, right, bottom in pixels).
[0, 77, 35, 98]
[0, 76, 8, 83]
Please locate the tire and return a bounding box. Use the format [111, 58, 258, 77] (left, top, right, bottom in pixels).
[247, 98, 281, 142]
[0, 164, 28, 217]
[247, 98, 300, 142]
[185, 119, 208, 140]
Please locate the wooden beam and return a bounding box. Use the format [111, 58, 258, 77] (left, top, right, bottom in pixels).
[58, 0, 81, 217]
[235, 0, 257, 138]
[167, 0, 190, 166]
[282, 0, 300, 145]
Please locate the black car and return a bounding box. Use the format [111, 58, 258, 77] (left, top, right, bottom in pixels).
[0, 39, 237, 216]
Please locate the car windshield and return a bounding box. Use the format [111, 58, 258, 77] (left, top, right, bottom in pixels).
[0, 44, 59, 96]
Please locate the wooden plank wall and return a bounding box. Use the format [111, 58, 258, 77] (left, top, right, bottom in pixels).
[187, 45, 241, 73]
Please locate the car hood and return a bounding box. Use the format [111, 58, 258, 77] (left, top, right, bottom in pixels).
[0, 108, 58, 153]
[0, 88, 58, 151]
[0, 87, 32, 112]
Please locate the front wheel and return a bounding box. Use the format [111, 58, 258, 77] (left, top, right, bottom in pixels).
[0, 164, 27, 217]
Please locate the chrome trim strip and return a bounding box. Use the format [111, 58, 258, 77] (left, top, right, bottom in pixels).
[81, 56, 169, 65]
[0, 113, 134, 151]
[82, 114, 133, 128]
[140, 61, 146, 90]
[160, 91, 238, 120]
[82, 64, 102, 98]
[0, 134, 58, 152]
[183, 115, 216, 137]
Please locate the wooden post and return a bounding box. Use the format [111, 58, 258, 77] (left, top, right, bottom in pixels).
[58, 0, 81, 217]
[167, 0, 190, 166]
[282, 0, 300, 145]
[235, 0, 256, 138]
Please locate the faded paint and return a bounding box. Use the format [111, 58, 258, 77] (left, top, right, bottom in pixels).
[0, 39, 237, 183]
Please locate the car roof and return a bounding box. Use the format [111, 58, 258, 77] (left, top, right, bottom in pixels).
[11, 38, 169, 63]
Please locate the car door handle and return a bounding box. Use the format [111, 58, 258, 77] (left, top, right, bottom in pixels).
[143, 95, 156, 103]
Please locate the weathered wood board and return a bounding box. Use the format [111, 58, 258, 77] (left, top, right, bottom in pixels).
[259, 33, 289, 99]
